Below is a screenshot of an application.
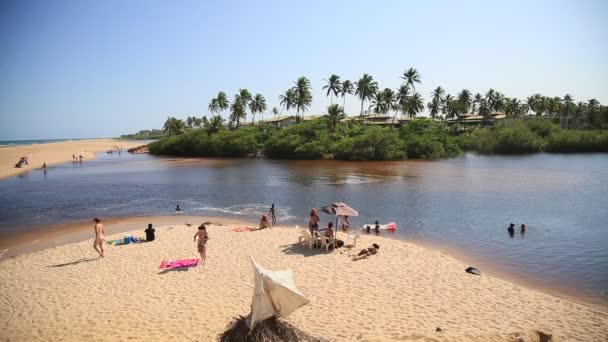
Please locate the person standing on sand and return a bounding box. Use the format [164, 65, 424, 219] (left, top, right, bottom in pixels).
[309, 208, 319, 234]
[93, 218, 105, 258]
[269, 204, 277, 226]
[193, 225, 209, 264]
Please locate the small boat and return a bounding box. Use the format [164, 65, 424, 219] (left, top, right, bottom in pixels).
[362, 222, 397, 231]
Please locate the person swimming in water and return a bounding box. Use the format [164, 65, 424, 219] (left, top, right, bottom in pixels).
[507, 223, 515, 237]
[175, 205, 181, 213]
[374, 220, 380, 233]
[520, 224, 526, 233]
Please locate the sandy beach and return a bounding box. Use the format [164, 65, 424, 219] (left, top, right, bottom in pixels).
[0, 139, 144, 179]
[0, 218, 606, 342]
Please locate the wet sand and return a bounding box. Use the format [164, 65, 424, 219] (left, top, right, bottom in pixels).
[0, 216, 606, 341]
[0, 139, 143, 179]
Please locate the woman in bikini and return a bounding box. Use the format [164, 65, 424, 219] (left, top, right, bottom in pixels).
[193, 225, 210, 265]
[309, 208, 319, 234]
[93, 218, 105, 258]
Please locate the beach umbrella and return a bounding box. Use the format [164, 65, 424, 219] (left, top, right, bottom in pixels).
[320, 202, 359, 236]
[246, 257, 310, 331]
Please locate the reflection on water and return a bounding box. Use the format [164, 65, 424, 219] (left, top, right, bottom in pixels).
[0, 152, 607, 305]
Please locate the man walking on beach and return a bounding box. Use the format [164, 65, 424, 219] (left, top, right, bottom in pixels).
[93, 218, 105, 258]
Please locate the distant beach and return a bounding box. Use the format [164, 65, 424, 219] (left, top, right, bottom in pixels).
[0, 139, 143, 179]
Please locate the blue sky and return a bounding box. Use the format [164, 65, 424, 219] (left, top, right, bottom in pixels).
[0, 0, 607, 140]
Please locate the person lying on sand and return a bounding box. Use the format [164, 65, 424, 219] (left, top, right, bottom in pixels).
[352, 243, 380, 261]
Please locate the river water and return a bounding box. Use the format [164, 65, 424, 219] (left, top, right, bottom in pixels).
[0, 152, 607, 305]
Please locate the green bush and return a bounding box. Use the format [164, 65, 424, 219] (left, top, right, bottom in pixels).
[149, 128, 256, 157]
[400, 119, 462, 159]
[264, 120, 331, 159]
[545, 130, 608, 153]
[493, 121, 545, 154]
[332, 127, 404, 160]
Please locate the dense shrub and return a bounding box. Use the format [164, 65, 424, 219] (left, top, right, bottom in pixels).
[400, 119, 462, 159]
[545, 130, 608, 153]
[492, 121, 545, 154]
[148, 128, 256, 157]
[332, 127, 404, 160]
[264, 120, 331, 159]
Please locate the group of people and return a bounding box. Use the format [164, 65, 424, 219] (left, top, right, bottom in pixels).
[92, 217, 210, 265]
[507, 223, 526, 237]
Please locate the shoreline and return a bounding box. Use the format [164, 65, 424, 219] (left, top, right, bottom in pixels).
[0, 217, 606, 341]
[1, 214, 606, 312]
[0, 139, 144, 179]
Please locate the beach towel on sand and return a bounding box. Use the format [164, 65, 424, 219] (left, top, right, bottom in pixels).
[159, 259, 199, 269]
[231, 227, 252, 232]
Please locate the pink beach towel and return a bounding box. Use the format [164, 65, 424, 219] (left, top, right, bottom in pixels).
[159, 258, 199, 269]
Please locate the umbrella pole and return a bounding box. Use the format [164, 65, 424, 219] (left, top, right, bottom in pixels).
[335, 216, 339, 242]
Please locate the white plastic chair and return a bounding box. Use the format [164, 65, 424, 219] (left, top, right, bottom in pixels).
[301, 229, 315, 250]
[347, 230, 361, 247]
[319, 235, 335, 252]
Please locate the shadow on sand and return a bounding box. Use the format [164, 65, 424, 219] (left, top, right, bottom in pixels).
[47, 257, 99, 268]
[158, 266, 196, 274]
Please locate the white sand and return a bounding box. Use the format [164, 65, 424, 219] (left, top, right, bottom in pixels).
[0, 221, 606, 341]
[0, 139, 144, 179]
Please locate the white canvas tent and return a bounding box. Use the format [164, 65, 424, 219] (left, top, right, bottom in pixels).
[246, 258, 310, 330]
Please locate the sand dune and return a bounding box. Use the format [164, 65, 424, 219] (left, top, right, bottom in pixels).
[0, 139, 144, 179]
[0, 221, 606, 341]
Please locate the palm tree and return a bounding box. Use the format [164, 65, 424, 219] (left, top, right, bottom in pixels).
[238, 89, 252, 121]
[202, 115, 225, 135]
[431, 87, 445, 105]
[271, 107, 279, 117]
[230, 95, 246, 129]
[249, 93, 267, 125]
[505, 98, 522, 117]
[216, 91, 230, 116]
[322, 74, 342, 105]
[208, 98, 219, 115]
[443, 94, 457, 120]
[405, 93, 424, 118]
[292, 76, 313, 120]
[279, 88, 296, 114]
[326, 104, 346, 132]
[371, 91, 385, 116]
[427, 99, 441, 120]
[472, 93, 483, 113]
[340, 80, 354, 113]
[393, 85, 410, 124]
[457, 89, 472, 115]
[355, 74, 378, 120]
[186, 116, 196, 128]
[163, 117, 186, 135]
[401, 67, 421, 91]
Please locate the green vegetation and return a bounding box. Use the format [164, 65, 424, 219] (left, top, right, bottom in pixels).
[457, 119, 608, 154]
[131, 66, 607, 159]
[120, 129, 166, 140]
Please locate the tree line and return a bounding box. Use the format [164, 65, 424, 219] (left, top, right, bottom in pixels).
[154, 66, 607, 137]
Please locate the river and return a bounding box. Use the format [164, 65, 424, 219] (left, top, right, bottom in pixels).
[0, 152, 607, 306]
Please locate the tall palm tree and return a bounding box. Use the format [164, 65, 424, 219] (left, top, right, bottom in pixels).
[238, 89, 252, 121]
[279, 88, 296, 114]
[393, 85, 410, 124]
[208, 98, 219, 115]
[271, 107, 279, 117]
[355, 74, 378, 121]
[230, 95, 246, 129]
[216, 91, 230, 117]
[457, 89, 472, 115]
[405, 93, 424, 118]
[371, 91, 384, 116]
[292, 76, 313, 120]
[427, 99, 441, 120]
[381, 88, 396, 117]
[472, 93, 483, 113]
[340, 80, 354, 113]
[401, 67, 421, 91]
[505, 98, 522, 117]
[249, 93, 267, 125]
[163, 117, 186, 135]
[326, 104, 346, 132]
[431, 87, 445, 105]
[322, 74, 342, 105]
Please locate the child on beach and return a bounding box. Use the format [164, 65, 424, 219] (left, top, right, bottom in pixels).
[93, 218, 105, 258]
[309, 208, 319, 234]
[145, 223, 155, 241]
[193, 225, 209, 264]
